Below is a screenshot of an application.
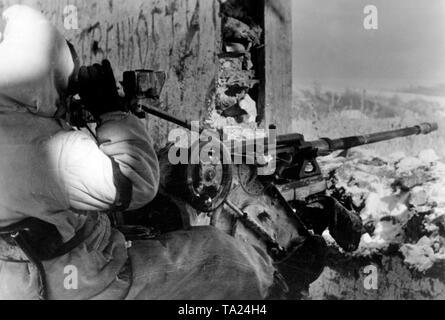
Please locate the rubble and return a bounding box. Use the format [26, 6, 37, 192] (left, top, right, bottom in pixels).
[222, 17, 262, 49]
[207, 0, 263, 130]
[238, 94, 257, 123]
[207, 109, 239, 130]
[400, 236, 439, 272]
[321, 148, 445, 272]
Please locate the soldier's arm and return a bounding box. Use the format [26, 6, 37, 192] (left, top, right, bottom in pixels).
[46, 113, 160, 212]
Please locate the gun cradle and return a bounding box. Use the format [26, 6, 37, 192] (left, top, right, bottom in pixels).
[158, 153, 314, 260]
[276, 176, 327, 203]
[215, 164, 310, 258]
[152, 122, 438, 259]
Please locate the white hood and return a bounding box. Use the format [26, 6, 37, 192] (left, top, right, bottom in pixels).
[0, 5, 75, 117]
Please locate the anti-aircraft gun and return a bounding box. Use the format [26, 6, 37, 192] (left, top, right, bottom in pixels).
[114, 70, 439, 260]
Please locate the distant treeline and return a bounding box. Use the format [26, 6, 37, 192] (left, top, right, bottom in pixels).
[295, 85, 442, 120]
[397, 84, 445, 97]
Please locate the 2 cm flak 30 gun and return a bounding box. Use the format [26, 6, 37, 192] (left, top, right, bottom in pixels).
[70, 69, 439, 261]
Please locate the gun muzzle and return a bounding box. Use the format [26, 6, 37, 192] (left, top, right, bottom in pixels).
[417, 122, 438, 135]
[310, 122, 439, 155]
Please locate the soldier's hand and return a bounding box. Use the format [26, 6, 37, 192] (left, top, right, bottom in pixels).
[77, 60, 126, 120]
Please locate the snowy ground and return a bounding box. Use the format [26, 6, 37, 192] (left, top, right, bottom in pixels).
[310, 148, 445, 299]
[321, 148, 445, 272]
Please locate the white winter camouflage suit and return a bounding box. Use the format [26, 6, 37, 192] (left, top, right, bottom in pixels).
[0, 5, 275, 300]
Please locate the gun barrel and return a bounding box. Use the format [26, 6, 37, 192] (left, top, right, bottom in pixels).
[310, 122, 438, 154]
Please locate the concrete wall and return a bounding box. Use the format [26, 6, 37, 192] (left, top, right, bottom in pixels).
[0, 0, 221, 146]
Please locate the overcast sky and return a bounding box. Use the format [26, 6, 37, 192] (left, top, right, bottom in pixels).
[292, 0, 445, 90]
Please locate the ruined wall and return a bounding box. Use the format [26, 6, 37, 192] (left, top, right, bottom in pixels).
[207, 0, 293, 133]
[0, 0, 221, 147]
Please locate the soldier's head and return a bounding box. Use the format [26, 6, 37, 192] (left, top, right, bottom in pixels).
[0, 5, 79, 117]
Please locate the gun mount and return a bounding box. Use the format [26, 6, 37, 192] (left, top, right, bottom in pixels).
[268, 123, 438, 202]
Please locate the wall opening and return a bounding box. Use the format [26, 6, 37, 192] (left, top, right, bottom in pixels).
[210, 0, 265, 130]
